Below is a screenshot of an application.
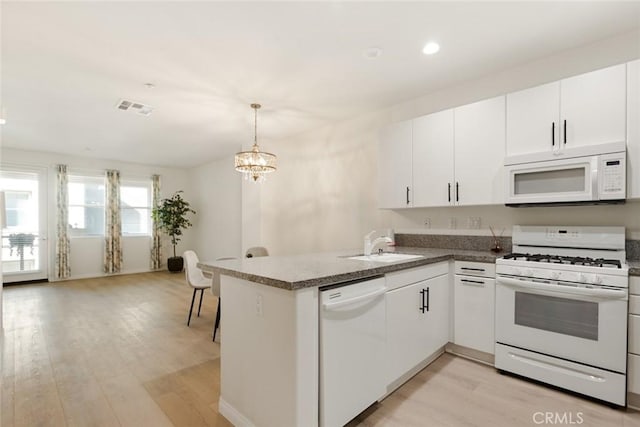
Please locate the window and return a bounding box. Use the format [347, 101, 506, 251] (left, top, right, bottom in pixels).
[68, 175, 105, 236]
[120, 180, 152, 235]
[5, 191, 32, 228]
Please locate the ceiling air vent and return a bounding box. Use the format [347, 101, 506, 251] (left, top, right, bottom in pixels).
[115, 99, 153, 116]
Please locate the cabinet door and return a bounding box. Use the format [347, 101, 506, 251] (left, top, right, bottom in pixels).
[454, 96, 506, 206]
[560, 63, 626, 149]
[628, 60, 640, 199]
[412, 109, 454, 207]
[386, 274, 449, 385]
[423, 273, 450, 357]
[506, 81, 560, 157]
[454, 275, 495, 354]
[378, 120, 413, 208]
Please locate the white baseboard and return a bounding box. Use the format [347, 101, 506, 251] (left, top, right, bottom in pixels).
[219, 397, 256, 427]
[49, 268, 159, 282]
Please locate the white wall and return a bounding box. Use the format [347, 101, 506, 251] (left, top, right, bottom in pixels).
[188, 155, 242, 262]
[261, 110, 390, 255]
[0, 147, 192, 280]
[260, 30, 640, 254]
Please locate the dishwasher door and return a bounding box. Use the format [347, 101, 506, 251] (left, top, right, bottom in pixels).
[320, 276, 386, 427]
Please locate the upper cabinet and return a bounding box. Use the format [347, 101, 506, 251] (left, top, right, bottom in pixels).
[412, 109, 454, 207]
[454, 96, 506, 206]
[628, 59, 640, 199]
[506, 64, 627, 161]
[378, 61, 631, 209]
[506, 81, 560, 157]
[378, 120, 413, 208]
[411, 97, 506, 208]
[561, 64, 626, 148]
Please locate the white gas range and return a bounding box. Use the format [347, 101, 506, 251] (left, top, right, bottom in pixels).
[495, 226, 629, 406]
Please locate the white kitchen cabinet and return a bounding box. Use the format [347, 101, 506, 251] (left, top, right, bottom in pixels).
[412, 109, 454, 207]
[386, 271, 449, 386]
[454, 261, 495, 355]
[378, 120, 413, 208]
[454, 96, 506, 206]
[411, 97, 505, 208]
[506, 64, 627, 160]
[561, 63, 626, 149]
[506, 81, 560, 157]
[627, 59, 640, 199]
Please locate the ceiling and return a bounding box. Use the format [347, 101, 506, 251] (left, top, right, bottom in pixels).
[2, 1, 640, 168]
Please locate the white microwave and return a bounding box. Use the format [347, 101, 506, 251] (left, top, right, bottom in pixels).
[504, 151, 626, 206]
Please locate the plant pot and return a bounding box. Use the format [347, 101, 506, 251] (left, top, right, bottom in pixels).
[167, 256, 184, 273]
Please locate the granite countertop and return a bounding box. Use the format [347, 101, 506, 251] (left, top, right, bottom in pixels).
[199, 246, 500, 291]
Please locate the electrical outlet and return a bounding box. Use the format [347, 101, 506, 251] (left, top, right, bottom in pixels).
[424, 218, 431, 228]
[468, 217, 481, 229]
[256, 294, 263, 317]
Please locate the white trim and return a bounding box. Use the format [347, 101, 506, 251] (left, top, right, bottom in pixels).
[218, 397, 255, 427]
[49, 267, 155, 282]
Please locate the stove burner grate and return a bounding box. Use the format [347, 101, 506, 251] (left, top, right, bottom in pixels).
[501, 253, 621, 268]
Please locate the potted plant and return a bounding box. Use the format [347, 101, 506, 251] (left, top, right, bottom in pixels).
[152, 191, 196, 272]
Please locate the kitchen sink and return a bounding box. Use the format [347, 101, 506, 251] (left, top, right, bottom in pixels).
[346, 253, 424, 263]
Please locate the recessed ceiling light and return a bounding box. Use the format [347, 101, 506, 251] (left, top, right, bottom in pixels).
[363, 47, 382, 59]
[0, 118, 5, 125]
[144, 83, 156, 89]
[422, 42, 440, 55]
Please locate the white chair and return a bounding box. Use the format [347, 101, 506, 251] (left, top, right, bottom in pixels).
[211, 257, 237, 342]
[183, 250, 211, 327]
[245, 246, 269, 258]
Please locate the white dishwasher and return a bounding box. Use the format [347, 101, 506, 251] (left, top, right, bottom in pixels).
[319, 276, 386, 427]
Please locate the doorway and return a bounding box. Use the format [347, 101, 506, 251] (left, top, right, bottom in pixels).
[1, 167, 48, 283]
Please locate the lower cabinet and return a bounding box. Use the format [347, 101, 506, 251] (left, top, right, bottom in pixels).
[386, 269, 449, 386]
[453, 261, 496, 355]
[454, 277, 495, 354]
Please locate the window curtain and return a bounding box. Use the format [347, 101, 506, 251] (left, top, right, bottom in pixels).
[104, 169, 122, 274]
[150, 174, 162, 269]
[55, 164, 71, 278]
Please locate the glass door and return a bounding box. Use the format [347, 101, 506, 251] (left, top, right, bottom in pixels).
[1, 167, 48, 283]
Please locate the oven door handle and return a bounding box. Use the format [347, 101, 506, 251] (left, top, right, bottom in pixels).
[497, 277, 627, 300]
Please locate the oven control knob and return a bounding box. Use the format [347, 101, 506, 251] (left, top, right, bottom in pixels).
[593, 275, 603, 285]
[551, 272, 560, 280]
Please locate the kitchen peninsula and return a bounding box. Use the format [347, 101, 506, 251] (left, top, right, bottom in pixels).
[199, 247, 498, 427]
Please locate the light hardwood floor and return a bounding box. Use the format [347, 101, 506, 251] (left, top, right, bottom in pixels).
[2, 272, 639, 427]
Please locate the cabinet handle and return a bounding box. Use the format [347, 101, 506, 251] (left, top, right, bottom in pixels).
[461, 267, 485, 272]
[563, 120, 567, 145]
[551, 122, 555, 147]
[420, 289, 425, 313]
[461, 278, 486, 286]
[448, 183, 451, 202]
[455, 182, 459, 202]
[406, 186, 410, 205]
[419, 287, 430, 313]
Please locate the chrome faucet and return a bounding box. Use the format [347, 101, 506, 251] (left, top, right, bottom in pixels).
[364, 230, 392, 256]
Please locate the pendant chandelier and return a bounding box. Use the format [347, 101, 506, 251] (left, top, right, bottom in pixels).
[234, 103, 277, 182]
